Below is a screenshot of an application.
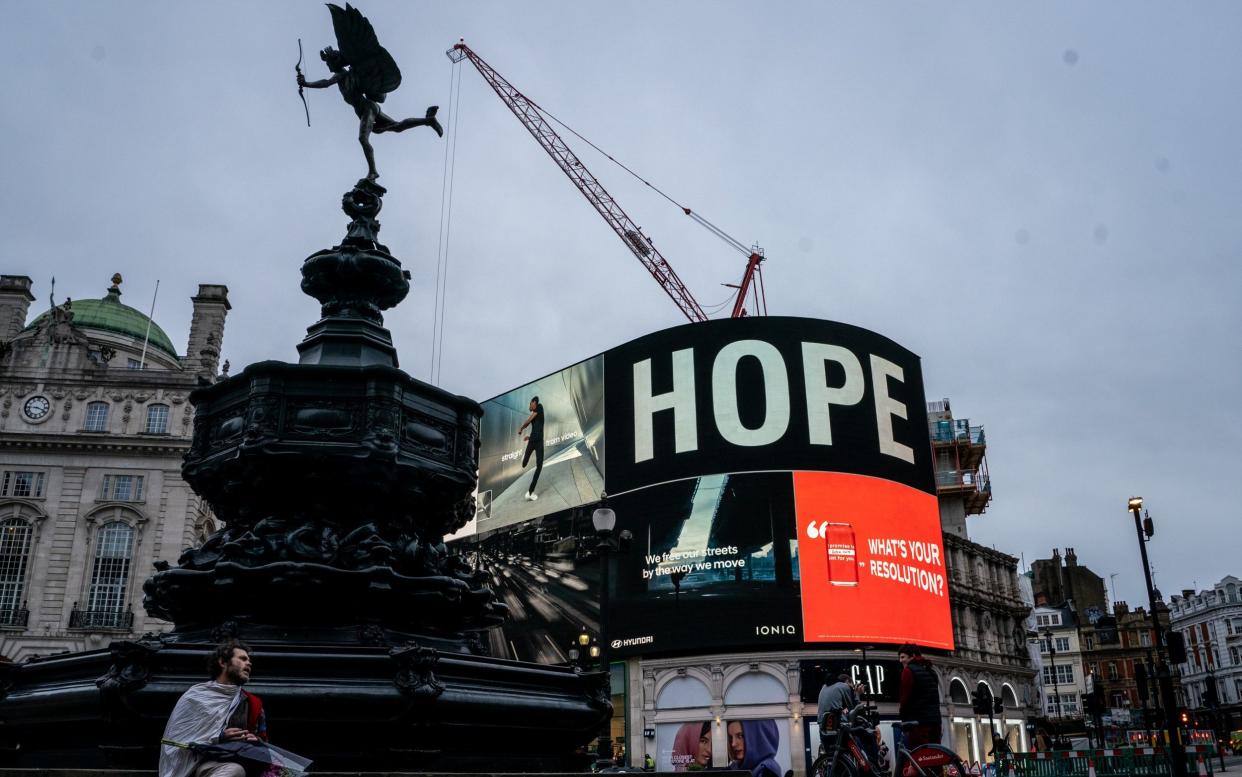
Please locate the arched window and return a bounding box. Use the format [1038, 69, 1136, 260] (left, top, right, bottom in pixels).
[1001, 684, 1019, 708]
[949, 678, 970, 704]
[723, 670, 785, 705]
[656, 676, 713, 709]
[84, 401, 110, 432]
[144, 404, 170, 434]
[0, 511, 33, 626]
[80, 521, 134, 629]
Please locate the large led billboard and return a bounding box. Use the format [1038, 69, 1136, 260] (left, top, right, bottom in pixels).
[476, 355, 604, 533]
[455, 317, 952, 660]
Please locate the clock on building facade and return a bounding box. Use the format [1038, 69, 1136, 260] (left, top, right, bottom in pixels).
[22, 395, 50, 421]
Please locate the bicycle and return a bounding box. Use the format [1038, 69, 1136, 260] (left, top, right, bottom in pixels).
[812, 703, 967, 777]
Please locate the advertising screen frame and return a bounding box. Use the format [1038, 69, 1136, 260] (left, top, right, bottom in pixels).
[454, 316, 955, 660]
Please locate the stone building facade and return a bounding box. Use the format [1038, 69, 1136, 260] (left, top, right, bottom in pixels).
[927, 399, 1036, 761]
[1030, 548, 1108, 625]
[1080, 600, 1169, 728]
[0, 274, 228, 660]
[1170, 577, 1242, 733]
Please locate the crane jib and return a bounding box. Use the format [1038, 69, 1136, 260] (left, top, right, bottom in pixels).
[446, 40, 763, 322]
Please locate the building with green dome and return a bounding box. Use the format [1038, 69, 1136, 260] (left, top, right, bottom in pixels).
[0, 273, 229, 660]
[21, 282, 181, 366]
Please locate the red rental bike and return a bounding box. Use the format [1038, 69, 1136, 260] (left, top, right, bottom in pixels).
[812, 703, 966, 777]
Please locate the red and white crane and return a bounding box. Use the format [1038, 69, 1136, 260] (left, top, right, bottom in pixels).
[447, 40, 766, 323]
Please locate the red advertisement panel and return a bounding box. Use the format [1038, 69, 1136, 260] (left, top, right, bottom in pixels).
[794, 471, 953, 649]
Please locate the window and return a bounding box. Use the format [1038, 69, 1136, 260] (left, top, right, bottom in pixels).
[144, 404, 170, 434]
[101, 474, 144, 502]
[1230, 647, 1239, 666]
[84, 521, 133, 622]
[83, 401, 110, 432]
[1042, 665, 1075, 685]
[1141, 630, 1152, 647]
[127, 358, 144, 370]
[1108, 661, 1119, 681]
[0, 517, 32, 624]
[1036, 613, 1061, 626]
[1038, 636, 1071, 653]
[1045, 693, 1079, 715]
[1, 471, 45, 498]
[1085, 635, 1095, 650]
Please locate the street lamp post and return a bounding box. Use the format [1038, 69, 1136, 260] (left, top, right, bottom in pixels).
[1127, 497, 1188, 777]
[1199, 645, 1226, 772]
[593, 499, 618, 764]
[1042, 628, 1064, 727]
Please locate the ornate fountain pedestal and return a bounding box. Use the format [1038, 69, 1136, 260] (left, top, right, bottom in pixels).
[0, 179, 610, 772]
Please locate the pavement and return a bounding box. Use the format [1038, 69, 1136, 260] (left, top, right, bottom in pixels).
[1216, 751, 1242, 772]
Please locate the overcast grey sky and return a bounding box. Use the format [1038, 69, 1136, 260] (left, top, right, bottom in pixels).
[3, 2, 1239, 608]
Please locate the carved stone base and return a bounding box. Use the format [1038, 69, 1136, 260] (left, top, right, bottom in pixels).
[0, 635, 610, 771]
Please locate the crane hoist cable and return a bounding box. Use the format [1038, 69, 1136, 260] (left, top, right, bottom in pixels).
[446, 40, 766, 321]
[430, 57, 465, 386]
[532, 102, 754, 258]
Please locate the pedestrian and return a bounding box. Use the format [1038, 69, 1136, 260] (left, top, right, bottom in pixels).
[159, 639, 268, 777]
[897, 644, 942, 747]
[817, 673, 858, 730]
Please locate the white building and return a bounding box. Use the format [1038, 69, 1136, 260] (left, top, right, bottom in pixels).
[0, 273, 228, 660]
[1027, 603, 1088, 723]
[1170, 577, 1242, 714]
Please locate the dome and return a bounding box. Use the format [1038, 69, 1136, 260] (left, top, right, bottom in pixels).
[24, 282, 179, 359]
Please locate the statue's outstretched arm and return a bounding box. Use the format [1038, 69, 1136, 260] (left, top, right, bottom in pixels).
[298, 72, 340, 89]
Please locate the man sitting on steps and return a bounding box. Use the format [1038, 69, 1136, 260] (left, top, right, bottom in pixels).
[159, 639, 268, 777]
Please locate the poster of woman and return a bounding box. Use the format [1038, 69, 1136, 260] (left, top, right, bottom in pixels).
[726, 719, 789, 777]
[670, 721, 713, 771]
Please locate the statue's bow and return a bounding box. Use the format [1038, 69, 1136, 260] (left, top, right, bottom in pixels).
[296, 38, 311, 127]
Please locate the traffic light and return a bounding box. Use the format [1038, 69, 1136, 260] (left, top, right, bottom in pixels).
[1167, 631, 1188, 664]
[1204, 675, 1219, 708]
[1179, 709, 1190, 726]
[993, 698, 1004, 715]
[1135, 661, 1150, 703]
[972, 689, 994, 716]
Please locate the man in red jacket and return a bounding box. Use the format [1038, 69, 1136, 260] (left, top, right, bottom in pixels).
[159, 640, 268, 777]
[897, 643, 942, 747]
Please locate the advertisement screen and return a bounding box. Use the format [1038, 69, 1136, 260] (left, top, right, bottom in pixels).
[602, 317, 936, 496]
[608, 472, 802, 656]
[457, 317, 954, 659]
[476, 354, 604, 534]
[655, 719, 792, 774]
[794, 471, 952, 649]
[458, 508, 601, 663]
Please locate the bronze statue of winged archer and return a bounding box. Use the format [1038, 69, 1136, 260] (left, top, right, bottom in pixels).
[297, 3, 442, 180]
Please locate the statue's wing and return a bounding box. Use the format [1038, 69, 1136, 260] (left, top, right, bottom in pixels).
[327, 2, 402, 102]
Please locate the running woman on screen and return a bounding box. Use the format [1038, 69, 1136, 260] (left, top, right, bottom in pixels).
[517, 396, 544, 500]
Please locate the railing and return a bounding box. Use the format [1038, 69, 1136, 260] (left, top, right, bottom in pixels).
[929, 418, 986, 445]
[1006, 745, 1216, 777]
[69, 607, 133, 630]
[936, 469, 991, 492]
[0, 607, 28, 627]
